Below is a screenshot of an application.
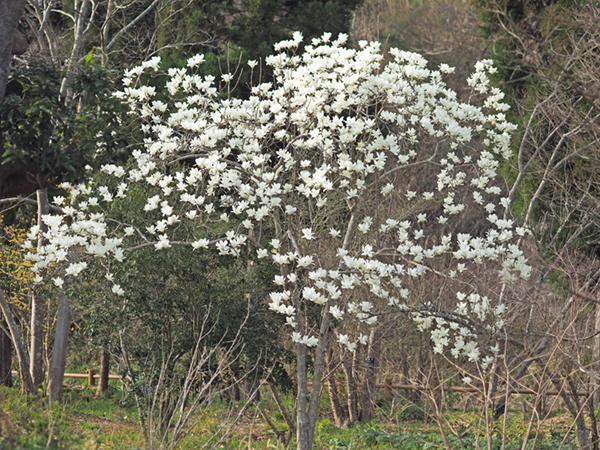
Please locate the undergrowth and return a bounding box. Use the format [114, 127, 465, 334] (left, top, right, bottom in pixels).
[0, 385, 582, 449]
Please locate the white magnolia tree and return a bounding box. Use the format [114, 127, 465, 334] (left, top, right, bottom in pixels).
[22, 33, 529, 449]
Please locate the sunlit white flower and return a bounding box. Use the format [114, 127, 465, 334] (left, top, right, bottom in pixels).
[297, 256, 314, 268]
[302, 228, 315, 240]
[112, 284, 125, 296]
[192, 239, 210, 249]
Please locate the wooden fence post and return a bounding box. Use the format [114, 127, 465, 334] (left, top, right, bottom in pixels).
[96, 350, 110, 396]
[88, 369, 96, 386]
[384, 378, 393, 402]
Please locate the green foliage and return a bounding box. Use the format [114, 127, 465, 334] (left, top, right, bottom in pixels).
[231, 0, 287, 61]
[0, 385, 583, 450]
[288, 1, 356, 43]
[472, 0, 587, 95]
[68, 160, 295, 396]
[233, 0, 362, 60]
[155, 0, 235, 69]
[362, 427, 578, 450]
[394, 399, 427, 422]
[0, 60, 128, 185]
[155, 0, 363, 79]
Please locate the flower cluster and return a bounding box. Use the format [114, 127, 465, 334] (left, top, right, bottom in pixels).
[24, 33, 528, 362]
[413, 292, 505, 370]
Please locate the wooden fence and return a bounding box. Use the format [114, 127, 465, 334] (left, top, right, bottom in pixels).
[10, 371, 588, 397]
[305, 379, 588, 399]
[11, 370, 120, 386]
[376, 382, 586, 396]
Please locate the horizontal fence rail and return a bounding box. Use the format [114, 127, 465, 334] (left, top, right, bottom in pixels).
[10, 371, 589, 396]
[379, 383, 587, 396]
[307, 380, 589, 397]
[11, 370, 120, 386]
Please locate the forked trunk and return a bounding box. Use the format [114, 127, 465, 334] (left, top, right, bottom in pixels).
[361, 328, 380, 423]
[325, 343, 349, 428]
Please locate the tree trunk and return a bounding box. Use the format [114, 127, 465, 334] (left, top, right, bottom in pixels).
[341, 350, 359, 424]
[268, 382, 295, 436]
[361, 328, 380, 423]
[594, 301, 600, 409]
[567, 376, 592, 450]
[585, 392, 599, 450]
[296, 306, 331, 450]
[0, 323, 12, 387]
[0, 288, 34, 393]
[0, 0, 27, 100]
[29, 290, 45, 389]
[543, 359, 591, 450]
[229, 381, 240, 401]
[243, 379, 261, 402]
[400, 344, 411, 400]
[47, 290, 71, 402]
[30, 189, 49, 390]
[96, 349, 110, 396]
[60, 0, 91, 104]
[296, 339, 310, 450]
[297, 209, 358, 448]
[325, 344, 349, 428]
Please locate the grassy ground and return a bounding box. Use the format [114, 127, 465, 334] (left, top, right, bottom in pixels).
[0, 379, 581, 450]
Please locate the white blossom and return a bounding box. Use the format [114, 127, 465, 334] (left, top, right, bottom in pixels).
[24, 34, 526, 377]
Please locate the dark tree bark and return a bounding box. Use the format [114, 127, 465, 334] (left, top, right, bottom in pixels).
[0, 1, 54, 197]
[0, 0, 27, 101]
[228, 381, 240, 401]
[360, 328, 380, 423]
[0, 324, 12, 387]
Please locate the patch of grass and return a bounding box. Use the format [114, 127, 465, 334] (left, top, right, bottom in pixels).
[0, 386, 81, 449]
[392, 399, 428, 422]
[0, 384, 586, 449]
[63, 386, 135, 423]
[361, 425, 579, 450]
[62, 387, 145, 450]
